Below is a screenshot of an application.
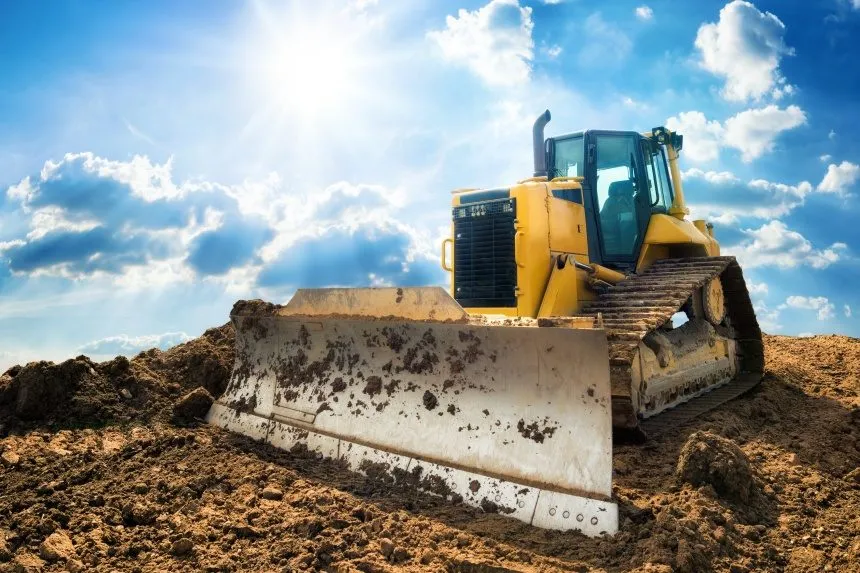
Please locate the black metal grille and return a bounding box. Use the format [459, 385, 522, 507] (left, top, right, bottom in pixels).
[452, 198, 517, 308]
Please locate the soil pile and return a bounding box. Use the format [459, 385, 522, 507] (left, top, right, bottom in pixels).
[675, 431, 755, 503]
[0, 332, 857, 572]
[0, 324, 233, 432]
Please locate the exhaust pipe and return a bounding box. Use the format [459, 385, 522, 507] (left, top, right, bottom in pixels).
[532, 109, 551, 177]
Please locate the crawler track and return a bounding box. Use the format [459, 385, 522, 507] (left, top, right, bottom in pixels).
[581, 256, 764, 435]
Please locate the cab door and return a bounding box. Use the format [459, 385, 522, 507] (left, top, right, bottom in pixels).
[585, 131, 651, 268]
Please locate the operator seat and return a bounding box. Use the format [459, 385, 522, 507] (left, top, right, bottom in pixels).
[599, 180, 636, 256]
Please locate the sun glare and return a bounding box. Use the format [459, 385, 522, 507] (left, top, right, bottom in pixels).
[244, 2, 369, 122]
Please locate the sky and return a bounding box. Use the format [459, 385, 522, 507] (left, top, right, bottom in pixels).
[1, 0, 859, 368]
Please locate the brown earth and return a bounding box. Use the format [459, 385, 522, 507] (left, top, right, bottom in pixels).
[0, 331, 858, 572]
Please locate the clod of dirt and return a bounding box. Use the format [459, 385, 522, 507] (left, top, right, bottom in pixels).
[12, 552, 45, 573]
[676, 431, 754, 502]
[171, 387, 214, 423]
[261, 485, 284, 500]
[122, 502, 157, 526]
[379, 537, 395, 558]
[39, 531, 76, 562]
[422, 390, 438, 410]
[1, 449, 19, 467]
[170, 538, 194, 556]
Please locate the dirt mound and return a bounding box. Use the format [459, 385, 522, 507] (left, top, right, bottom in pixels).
[0, 324, 233, 433]
[0, 331, 858, 572]
[676, 431, 754, 502]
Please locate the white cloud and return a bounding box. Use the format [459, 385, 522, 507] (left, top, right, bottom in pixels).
[686, 175, 811, 224]
[820, 154, 832, 162]
[753, 300, 782, 332]
[747, 281, 769, 297]
[694, 0, 794, 102]
[666, 111, 725, 163]
[78, 331, 193, 355]
[579, 13, 632, 67]
[828, 129, 836, 140]
[669, 105, 805, 163]
[845, 304, 852, 318]
[427, 0, 534, 87]
[682, 168, 739, 185]
[784, 296, 836, 321]
[771, 81, 795, 100]
[544, 44, 562, 58]
[635, 6, 654, 21]
[2, 153, 443, 296]
[723, 104, 807, 162]
[817, 161, 860, 195]
[747, 178, 812, 203]
[726, 220, 847, 269]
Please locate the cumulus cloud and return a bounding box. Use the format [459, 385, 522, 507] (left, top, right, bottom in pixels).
[684, 170, 812, 224]
[726, 220, 847, 269]
[723, 104, 807, 162]
[682, 168, 739, 185]
[783, 296, 836, 321]
[817, 161, 860, 195]
[0, 153, 256, 282]
[635, 6, 654, 21]
[427, 0, 534, 87]
[694, 0, 794, 102]
[1, 153, 445, 294]
[667, 105, 806, 163]
[257, 224, 438, 290]
[820, 154, 832, 162]
[78, 331, 193, 355]
[845, 304, 852, 318]
[747, 281, 769, 296]
[666, 111, 725, 163]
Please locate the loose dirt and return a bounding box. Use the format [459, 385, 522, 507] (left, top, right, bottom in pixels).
[0, 331, 858, 572]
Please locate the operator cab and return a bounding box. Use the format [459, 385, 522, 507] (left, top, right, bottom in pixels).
[539, 123, 678, 271]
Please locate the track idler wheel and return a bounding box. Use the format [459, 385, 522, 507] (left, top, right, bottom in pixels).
[683, 277, 726, 326]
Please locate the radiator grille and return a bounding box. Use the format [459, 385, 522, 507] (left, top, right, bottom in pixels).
[453, 198, 517, 308]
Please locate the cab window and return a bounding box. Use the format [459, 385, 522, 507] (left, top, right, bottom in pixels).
[552, 136, 584, 178]
[641, 141, 673, 212]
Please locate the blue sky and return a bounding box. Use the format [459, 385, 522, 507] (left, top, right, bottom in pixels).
[1, 0, 859, 367]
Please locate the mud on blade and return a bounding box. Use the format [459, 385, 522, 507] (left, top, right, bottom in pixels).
[208, 288, 618, 536]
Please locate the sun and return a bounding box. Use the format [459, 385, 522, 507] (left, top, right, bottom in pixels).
[242, 1, 369, 122]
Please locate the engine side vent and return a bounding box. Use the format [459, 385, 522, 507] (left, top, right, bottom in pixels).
[452, 198, 517, 308]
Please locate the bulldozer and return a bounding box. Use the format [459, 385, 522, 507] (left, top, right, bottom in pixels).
[206, 110, 763, 537]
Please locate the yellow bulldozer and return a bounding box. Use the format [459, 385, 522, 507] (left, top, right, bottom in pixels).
[207, 110, 763, 537]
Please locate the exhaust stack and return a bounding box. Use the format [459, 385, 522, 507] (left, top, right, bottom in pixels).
[532, 109, 552, 177]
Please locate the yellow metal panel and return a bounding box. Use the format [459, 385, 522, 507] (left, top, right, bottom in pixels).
[636, 243, 670, 273]
[510, 181, 553, 318]
[643, 214, 711, 245]
[538, 258, 581, 318]
[546, 195, 588, 255]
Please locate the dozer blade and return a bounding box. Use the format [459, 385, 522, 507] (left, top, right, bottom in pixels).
[207, 287, 618, 536]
